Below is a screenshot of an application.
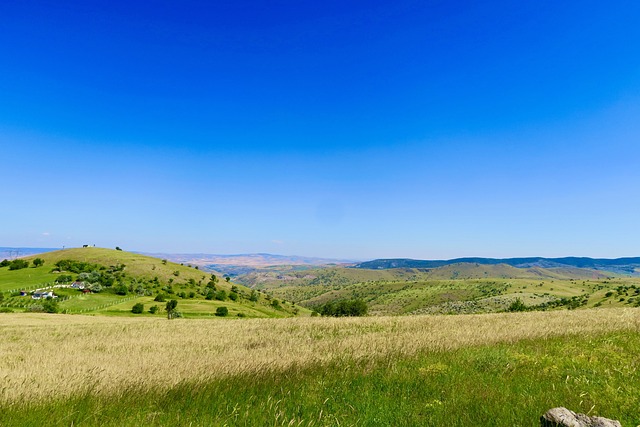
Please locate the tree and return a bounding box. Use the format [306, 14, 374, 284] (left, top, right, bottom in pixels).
[0, 259, 10, 268]
[318, 299, 368, 317]
[131, 303, 144, 314]
[149, 305, 159, 314]
[32, 258, 45, 267]
[88, 283, 103, 293]
[8, 259, 29, 270]
[508, 298, 527, 312]
[215, 306, 228, 317]
[55, 274, 73, 284]
[166, 299, 178, 319]
[42, 297, 59, 314]
[225, 276, 231, 282]
[249, 290, 259, 302]
[115, 246, 123, 251]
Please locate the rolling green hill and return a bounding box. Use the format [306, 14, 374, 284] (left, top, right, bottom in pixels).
[354, 256, 640, 276]
[235, 262, 639, 315]
[0, 247, 307, 318]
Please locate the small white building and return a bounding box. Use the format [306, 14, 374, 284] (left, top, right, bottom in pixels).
[32, 291, 57, 300]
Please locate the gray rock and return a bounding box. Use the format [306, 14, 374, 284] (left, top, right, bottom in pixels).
[541, 407, 622, 427]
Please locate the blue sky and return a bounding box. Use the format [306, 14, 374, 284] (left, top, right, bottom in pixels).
[1, 0, 639, 259]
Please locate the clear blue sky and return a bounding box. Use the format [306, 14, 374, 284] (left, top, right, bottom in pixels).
[1, 0, 639, 259]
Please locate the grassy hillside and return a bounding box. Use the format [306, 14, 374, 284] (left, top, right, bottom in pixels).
[0, 247, 307, 318]
[0, 309, 638, 426]
[236, 263, 639, 315]
[238, 262, 610, 290]
[354, 256, 640, 275]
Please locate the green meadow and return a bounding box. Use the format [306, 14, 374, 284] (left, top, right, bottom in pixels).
[0, 247, 306, 318]
[1, 248, 639, 426]
[0, 310, 638, 426]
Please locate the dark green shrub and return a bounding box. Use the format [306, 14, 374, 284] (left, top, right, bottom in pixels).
[215, 306, 228, 317]
[53, 259, 100, 274]
[32, 258, 45, 267]
[318, 299, 368, 317]
[154, 293, 167, 302]
[149, 305, 159, 314]
[41, 298, 59, 313]
[9, 259, 29, 270]
[228, 292, 238, 301]
[215, 290, 227, 301]
[508, 298, 527, 312]
[55, 274, 73, 284]
[166, 299, 178, 319]
[131, 303, 144, 314]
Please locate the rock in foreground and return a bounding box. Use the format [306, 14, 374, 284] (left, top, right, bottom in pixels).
[541, 407, 621, 427]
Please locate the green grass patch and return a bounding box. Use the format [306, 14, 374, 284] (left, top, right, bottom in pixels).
[0, 265, 58, 292]
[2, 331, 638, 426]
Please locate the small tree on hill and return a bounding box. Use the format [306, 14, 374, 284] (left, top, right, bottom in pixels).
[32, 258, 45, 267]
[166, 299, 178, 319]
[508, 298, 527, 312]
[42, 297, 59, 314]
[215, 306, 228, 317]
[9, 259, 29, 270]
[131, 303, 144, 314]
[249, 290, 259, 302]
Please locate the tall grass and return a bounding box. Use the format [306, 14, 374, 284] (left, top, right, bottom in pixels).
[2, 331, 639, 426]
[1, 309, 638, 405]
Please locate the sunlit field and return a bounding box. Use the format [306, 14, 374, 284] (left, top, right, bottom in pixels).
[1, 308, 639, 426]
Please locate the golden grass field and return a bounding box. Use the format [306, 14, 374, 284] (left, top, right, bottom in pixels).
[2, 308, 639, 404]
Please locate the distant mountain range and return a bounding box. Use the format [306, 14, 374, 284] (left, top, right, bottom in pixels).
[4, 247, 639, 277]
[139, 252, 355, 268]
[353, 257, 640, 276]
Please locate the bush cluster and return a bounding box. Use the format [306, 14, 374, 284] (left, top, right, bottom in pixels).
[316, 299, 368, 317]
